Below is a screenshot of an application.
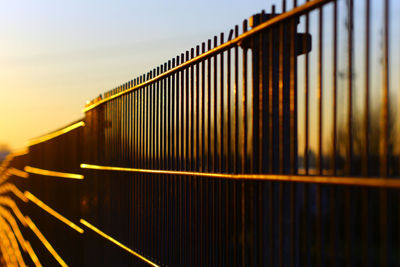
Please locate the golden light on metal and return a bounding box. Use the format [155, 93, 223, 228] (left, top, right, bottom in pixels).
[0, 206, 28, 252]
[24, 241, 42, 267]
[0, 183, 29, 202]
[28, 121, 85, 147]
[7, 168, 29, 179]
[80, 219, 160, 267]
[25, 216, 68, 267]
[80, 163, 400, 188]
[0, 224, 14, 266]
[0, 197, 28, 227]
[0, 171, 11, 185]
[0, 216, 26, 267]
[24, 166, 84, 180]
[24, 191, 84, 234]
[0, 177, 40, 267]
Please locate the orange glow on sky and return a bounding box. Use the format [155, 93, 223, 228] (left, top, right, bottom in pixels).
[0, 0, 270, 150]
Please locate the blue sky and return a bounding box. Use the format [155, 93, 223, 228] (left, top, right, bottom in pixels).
[0, 0, 272, 149]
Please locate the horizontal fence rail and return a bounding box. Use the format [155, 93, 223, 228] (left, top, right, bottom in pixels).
[1, 0, 400, 266]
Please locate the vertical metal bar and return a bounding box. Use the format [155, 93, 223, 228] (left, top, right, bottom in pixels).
[242, 21, 248, 175]
[135, 80, 138, 169]
[156, 67, 160, 261]
[129, 83, 132, 166]
[381, 0, 389, 178]
[234, 26, 239, 175]
[256, 11, 266, 266]
[134, 82, 138, 255]
[289, 3, 297, 266]
[154, 68, 158, 170]
[362, 0, 370, 178]
[213, 36, 218, 173]
[169, 58, 175, 266]
[164, 62, 168, 171]
[147, 73, 151, 257]
[190, 48, 195, 171]
[208, 38, 216, 264]
[220, 33, 224, 173]
[268, 23, 274, 174]
[143, 75, 147, 256]
[317, 7, 323, 176]
[251, 28, 259, 173]
[195, 46, 200, 267]
[171, 58, 176, 172]
[380, 1, 389, 265]
[345, 3, 354, 265]
[121, 85, 125, 165]
[168, 76, 176, 267]
[278, 18, 284, 267]
[184, 51, 189, 266]
[176, 55, 180, 172]
[187, 51, 194, 263]
[241, 20, 248, 267]
[150, 71, 154, 170]
[226, 31, 233, 267]
[332, 0, 337, 176]
[181, 53, 185, 173]
[278, 0, 285, 176]
[195, 46, 200, 173]
[304, 3, 310, 175]
[189, 48, 194, 266]
[267, 18, 275, 265]
[197, 44, 203, 267]
[151, 71, 155, 260]
[145, 75, 148, 170]
[185, 50, 190, 172]
[227, 31, 233, 174]
[346, 0, 353, 176]
[249, 22, 259, 266]
[163, 63, 167, 171]
[201, 42, 206, 173]
[316, 5, 323, 267]
[161, 62, 166, 264]
[139, 77, 143, 254]
[289, 17, 296, 175]
[218, 33, 224, 266]
[176, 54, 182, 264]
[207, 40, 212, 173]
[200, 42, 207, 265]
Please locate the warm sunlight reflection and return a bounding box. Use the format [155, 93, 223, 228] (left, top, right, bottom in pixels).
[24, 166, 84, 180]
[24, 191, 84, 234]
[25, 216, 67, 267]
[80, 219, 160, 267]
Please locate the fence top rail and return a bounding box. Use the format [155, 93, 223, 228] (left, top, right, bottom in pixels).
[27, 120, 85, 147]
[83, 0, 330, 113]
[80, 163, 400, 188]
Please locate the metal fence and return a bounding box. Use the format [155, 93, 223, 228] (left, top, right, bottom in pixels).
[1, 0, 399, 266]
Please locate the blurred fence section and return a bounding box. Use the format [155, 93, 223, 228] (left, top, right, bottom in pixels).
[1, 0, 400, 266]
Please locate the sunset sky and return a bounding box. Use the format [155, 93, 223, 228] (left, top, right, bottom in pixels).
[0, 0, 274, 150]
[1, 0, 399, 155]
